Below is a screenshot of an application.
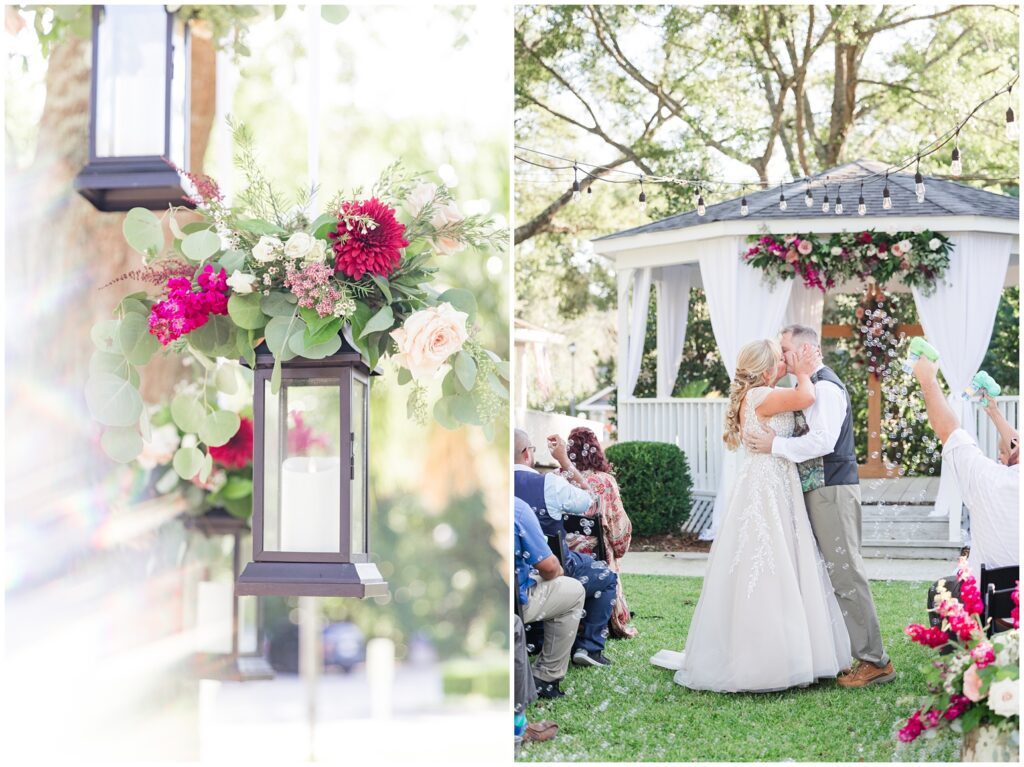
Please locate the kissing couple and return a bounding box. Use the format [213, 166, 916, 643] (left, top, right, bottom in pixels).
[651, 324, 896, 692]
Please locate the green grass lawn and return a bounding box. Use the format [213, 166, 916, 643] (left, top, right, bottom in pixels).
[520, 574, 960, 762]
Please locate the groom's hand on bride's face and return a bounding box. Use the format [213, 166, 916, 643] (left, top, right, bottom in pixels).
[744, 426, 775, 454]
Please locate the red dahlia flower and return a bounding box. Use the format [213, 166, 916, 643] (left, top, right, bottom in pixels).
[209, 416, 254, 469]
[329, 198, 409, 280]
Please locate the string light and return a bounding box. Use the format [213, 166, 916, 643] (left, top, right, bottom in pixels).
[696, 187, 706, 216]
[882, 171, 892, 210]
[739, 196, 749, 216]
[821, 178, 830, 213]
[571, 163, 581, 202]
[637, 177, 647, 210]
[915, 157, 926, 202]
[950, 130, 963, 177]
[835, 185, 843, 215]
[858, 182, 866, 216]
[804, 179, 813, 207]
[1007, 85, 1018, 139]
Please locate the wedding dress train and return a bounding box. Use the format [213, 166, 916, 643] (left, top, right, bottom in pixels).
[651, 387, 851, 692]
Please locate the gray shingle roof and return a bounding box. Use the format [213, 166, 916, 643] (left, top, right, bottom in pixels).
[596, 159, 1019, 241]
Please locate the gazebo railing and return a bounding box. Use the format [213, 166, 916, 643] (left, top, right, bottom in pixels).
[618, 395, 1019, 495]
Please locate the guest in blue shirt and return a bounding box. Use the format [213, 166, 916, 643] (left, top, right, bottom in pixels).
[515, 497, 584, 699]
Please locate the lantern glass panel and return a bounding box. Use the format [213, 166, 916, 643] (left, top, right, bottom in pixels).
[94, 6, 169, 158]
[351, 376, 367, 555]
[261, 378, 346, 555]
[169, 14, 189, 167]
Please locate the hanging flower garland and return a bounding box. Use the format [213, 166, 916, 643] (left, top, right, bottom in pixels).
[743, 229, 952, 294]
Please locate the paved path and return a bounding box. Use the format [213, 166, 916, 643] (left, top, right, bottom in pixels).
[620, 551, 945, 582]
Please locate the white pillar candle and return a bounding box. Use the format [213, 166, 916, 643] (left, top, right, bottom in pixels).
[280, 456, 341, 552]
[195, 580, 233, 655]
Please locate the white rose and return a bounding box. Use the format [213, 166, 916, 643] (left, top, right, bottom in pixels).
[929, 237, 942, 251]
[431, 201, 466, 256]
[407, 182, 438, 218]
[831, 246, 843, 256]
[252, 235, 282, 263]
[898, 239, 913, 253]
[227, 270, 258, 294]
[137, 423, 181, 470]
[303, 238, 328, 264]
[390, 302, 469, 381]
[986, 678, 1018, 717]
[284, 232, 316, 260]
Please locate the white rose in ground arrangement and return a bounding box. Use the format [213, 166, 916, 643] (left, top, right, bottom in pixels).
[406, 182, 438, 218]
[986, 678, 1019, 717]
[252, 235, 283, 263]
[390, 302, 469, 381]
[227, 270, 258, 294]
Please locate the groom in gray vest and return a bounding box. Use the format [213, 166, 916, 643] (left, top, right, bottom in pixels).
[745, 324, 895, 688]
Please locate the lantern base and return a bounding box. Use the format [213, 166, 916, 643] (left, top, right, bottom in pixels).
[192, 653, 276, 682]
[235, 561, 389, 598]
[74, 157, 195, 212]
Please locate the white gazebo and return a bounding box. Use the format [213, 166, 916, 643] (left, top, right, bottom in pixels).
[593, 160, 1019, 554]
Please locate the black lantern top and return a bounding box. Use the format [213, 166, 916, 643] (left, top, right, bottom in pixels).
[75, 5, 192, 212]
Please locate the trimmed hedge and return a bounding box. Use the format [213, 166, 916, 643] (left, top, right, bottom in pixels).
[605, 441, 693, 536]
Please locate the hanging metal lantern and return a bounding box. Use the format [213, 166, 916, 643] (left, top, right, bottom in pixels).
[74, 5, 191, 211]
[235, 336, 388, 598]
[185, 509, 274, 681]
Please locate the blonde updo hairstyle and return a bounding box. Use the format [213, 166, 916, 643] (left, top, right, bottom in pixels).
[723, 338, 782, 451]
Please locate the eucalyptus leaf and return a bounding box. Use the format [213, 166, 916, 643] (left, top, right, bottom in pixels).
[397, 367, 412, 386]
[85, 373, 143, 427]
[221, 476, 254, 500]
[123, 208, 164, 256]
[215, 364, 240, 395]
[168, 212, 185, 240]
[101, 427, 143, 463]
[261, 291, 299, 317]
[289, 328, 342, 360]
[453, 351, 477, 391]
[120, 297, 151, 316]
[117, 312, 160, 365]
[238, 329, 256, 368]
[359, 305, 394, 339]
[495, 360, 510, 380]
[218, 249, 247, 274]
[188, 315, 237, 357]
[182, 229, 222, 262]
[433, 396, 460, 430]
[436, 288, 477, 324]
[265, 315, 300, 361]
[199, 451, 213, 483]
[487, 372, 509, 399]
[348, 301, 373, 338]
[450, 393, 481, 425]
[271, 357, 283, 394]
[305, 316, 342, 346]
[173, 446, 204, 479]
[309, 212, 337, 239]
[228, 293, 267, 330]
[91, 319, 120, 352]
[321, 5, 349, 24]
[89, 350, 132, 381]
[199, 410, 241, 447]
[170, 394, 206, 433]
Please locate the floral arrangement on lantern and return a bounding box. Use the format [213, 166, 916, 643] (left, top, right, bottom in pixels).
[87, 125, 508, 474]
[898, 559, 1019, 745]
[743, 230, 952, 294]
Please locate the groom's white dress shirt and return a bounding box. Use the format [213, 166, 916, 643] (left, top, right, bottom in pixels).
[513, 464, 591, 519]
[770, 364, 847, 463]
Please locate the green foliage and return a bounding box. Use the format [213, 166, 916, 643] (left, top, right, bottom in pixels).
[981, 286, 1019, 394]
[604, 441, 693, 535]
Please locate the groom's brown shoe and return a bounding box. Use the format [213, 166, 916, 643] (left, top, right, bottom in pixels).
[837, 660, 896, 688]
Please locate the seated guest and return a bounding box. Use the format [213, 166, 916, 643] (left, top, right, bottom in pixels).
[514, 428, 619, 667]
[911, 356, 1019, 629]
[561, 426, 638, 639]
[515, 497, 585, 699]
[514, 615, 557, 743]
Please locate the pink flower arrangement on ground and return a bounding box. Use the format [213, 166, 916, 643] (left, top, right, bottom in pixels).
[329, 197, 410, 279]
[148, 264, 230, 345]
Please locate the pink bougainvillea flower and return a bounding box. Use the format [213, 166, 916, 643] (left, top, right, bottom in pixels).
[148, 264, 229, 345]
[971, 641, 996, 668]
[329, 197, 409, 280]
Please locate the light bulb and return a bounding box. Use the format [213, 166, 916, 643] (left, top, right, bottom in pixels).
[739, 197, 749, 216]
[950, 146, 962, 177]
[637, 191, 647, 211]
[821, 194, 830, 213]
[915, 170, 925, 202]
[858, 196, 866, 216]
[882, 185, 892, 210]
[696, 195, 706, 216]
[804, 189, 813, 207]
[1006, 107, 1018, 139]
[779, 193, 787, 211]
[571, 179, 581, 202]
[835, 190, 843, 215]
[587, 185, 592, 195]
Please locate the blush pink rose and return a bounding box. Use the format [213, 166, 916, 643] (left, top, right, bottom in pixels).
[797, 239, 813, 256]
[963, 664, 985, 702]
[390, 302, 469, 381]
[431, 200, 466, 255]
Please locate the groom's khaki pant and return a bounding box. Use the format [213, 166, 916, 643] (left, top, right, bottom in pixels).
[522, 576, 585, 682]
[805, 484, 891, 667]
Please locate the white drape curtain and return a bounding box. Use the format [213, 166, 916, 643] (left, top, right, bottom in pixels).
[655, 265, 694, 398]
[784, 282, 825, 338]
[911, 231, 1014, 530]
[698, 237, 795, 539]
[618, 267, 653, 398]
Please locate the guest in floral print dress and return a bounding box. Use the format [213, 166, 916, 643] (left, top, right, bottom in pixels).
[561, 427, 638, 639]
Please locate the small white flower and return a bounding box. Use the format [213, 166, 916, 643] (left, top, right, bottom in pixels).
[831, 246, 843, 256]
[137, 424, 181, 469]
[226, 270, 258, 294]
[986, 678, 1018, 717]
[898, 239, 913, 253]
[929, 237, 942, 251]
[252, 235, 283, 263]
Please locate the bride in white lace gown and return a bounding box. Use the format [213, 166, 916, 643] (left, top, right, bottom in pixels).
[651, 339, 851, 692]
